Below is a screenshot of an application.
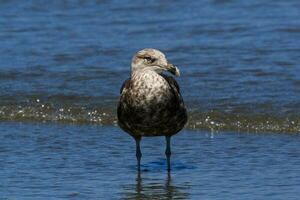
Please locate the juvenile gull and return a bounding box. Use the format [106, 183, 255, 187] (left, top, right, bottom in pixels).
[117, 48, 187, 171]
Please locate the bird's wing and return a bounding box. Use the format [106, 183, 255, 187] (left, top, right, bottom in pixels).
[161, 74, 180, 93]
[120, 78, 131, 94]
[162, 74, 188, 126]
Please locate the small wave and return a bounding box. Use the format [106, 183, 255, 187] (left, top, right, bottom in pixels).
[0, 99, 299, 134]
[187, 110, 300, 134]
[0, 99, 117, 125]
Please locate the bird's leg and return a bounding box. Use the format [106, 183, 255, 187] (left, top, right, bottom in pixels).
[165, 136, 171, 171]
[135, 137, 142, 171]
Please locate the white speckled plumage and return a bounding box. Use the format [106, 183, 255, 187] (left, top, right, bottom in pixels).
[117, 48, 187, 171]
[131, 70, 171, 105]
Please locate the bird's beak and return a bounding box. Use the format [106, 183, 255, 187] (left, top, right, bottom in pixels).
[166, 63, 180, 77]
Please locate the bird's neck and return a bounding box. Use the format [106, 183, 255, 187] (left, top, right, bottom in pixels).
[131, 69, 161, 78]
[131, 70, 168, 92]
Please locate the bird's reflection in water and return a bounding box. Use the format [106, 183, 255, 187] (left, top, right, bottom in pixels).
[122, 171, 189, 200]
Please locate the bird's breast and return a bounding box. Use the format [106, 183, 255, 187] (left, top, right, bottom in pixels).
[129, 72, 172, 106]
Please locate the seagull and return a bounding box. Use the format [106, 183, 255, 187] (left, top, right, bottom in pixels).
[117, 48, 187, 171]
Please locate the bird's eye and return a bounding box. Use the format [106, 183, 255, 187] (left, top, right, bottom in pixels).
[144, 56, 155, 63]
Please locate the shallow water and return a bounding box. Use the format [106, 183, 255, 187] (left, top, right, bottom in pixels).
[1, 1, 300, 199]
[0, 0, 300, 133]
[1, 122, 300, 199]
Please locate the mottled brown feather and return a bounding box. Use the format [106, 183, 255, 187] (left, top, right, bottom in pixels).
[117, 73, 187, 138]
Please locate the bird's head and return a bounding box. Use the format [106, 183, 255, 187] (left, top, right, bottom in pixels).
[131, 48, 180, 77]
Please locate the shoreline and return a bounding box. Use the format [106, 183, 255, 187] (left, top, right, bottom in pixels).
[0, 120, 299, 135]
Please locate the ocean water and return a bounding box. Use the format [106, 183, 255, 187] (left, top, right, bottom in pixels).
[0, 0, 300, 133]
[1, 0, 300, 199]
[1, 122, 300, 200]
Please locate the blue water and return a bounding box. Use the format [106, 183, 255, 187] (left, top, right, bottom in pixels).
[1, 122, 300, 199]
[1, 0, 300, 199]
[0, 0, 300, 132]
